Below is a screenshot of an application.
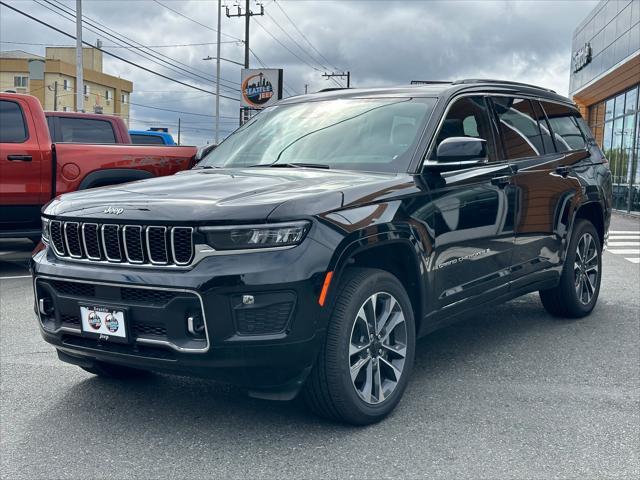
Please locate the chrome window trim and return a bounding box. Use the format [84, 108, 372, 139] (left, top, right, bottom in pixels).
[170, 226, 194, 266]
[146, 226, 169, 265]
[423, 91, 588, 167]
[50, 220, 66, 256]
[33, 275, 210, 353]
[123, 225, 144, 264]
[81, 223, 102, 261]
[101, 224, 122, 262]
[63, 222, 83, 258]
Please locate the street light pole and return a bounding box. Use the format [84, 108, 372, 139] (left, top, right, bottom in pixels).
[215, 0, 221, 144]
[75, 0, 84, 112]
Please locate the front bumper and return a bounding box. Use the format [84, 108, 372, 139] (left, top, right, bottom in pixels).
[31, 237, 334, 398]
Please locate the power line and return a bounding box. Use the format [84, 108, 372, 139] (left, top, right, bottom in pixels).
[41, 0, 240, 92]
[153, 0, 244, 43]
[263, 10, 328, 71]
[253, 17, 322, 73]
[273, 0, 341, 72]
[0, 1, 238, 98]
[128, 100, 238, 119]
[0, 40, 239, 48]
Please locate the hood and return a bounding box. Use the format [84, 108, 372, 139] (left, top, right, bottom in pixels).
[45, 167, 400, 223]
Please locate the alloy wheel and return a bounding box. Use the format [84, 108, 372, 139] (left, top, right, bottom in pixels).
[348, 292, 407, 405]
[574, 232, 599, 305]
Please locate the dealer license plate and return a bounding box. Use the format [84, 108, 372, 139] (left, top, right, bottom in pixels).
[80, 305, 128, 343]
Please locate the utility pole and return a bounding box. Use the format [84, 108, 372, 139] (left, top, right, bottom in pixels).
[226, 0, 264, 69]
[75, 0, 84, 112]
[322, 71, 351, 88]
[304, 84, 308, 94]
[177, 118, 181, 146]
[53, 81, 58, 111]
[215, 0, 221, 144]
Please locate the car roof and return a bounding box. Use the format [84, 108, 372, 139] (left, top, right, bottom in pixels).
[44, 111, 122, 121]
[279, 79, 575, 107]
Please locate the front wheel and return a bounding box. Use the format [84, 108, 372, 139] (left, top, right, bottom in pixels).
[540, 219, 602, 318]
[304, 268, 416, 425]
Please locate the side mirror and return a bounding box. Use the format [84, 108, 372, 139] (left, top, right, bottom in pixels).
[424, 137, 488, 172]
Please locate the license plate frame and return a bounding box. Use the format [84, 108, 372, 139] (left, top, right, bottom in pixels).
[80, 305, 130, 344]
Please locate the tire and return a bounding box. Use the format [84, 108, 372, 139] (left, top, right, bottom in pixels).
[81, 361, 150, 379]
[539, 219, 602, 318]
[304, 267, 416, 425]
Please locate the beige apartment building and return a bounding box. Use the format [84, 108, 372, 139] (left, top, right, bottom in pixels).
[0, 46, 132, 125]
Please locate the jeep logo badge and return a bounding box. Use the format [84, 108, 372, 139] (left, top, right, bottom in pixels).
[103, 206, 124, 215]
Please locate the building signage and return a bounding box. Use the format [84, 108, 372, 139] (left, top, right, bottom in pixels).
[240, 68, 283, 109]
[572, 43, 592, 73]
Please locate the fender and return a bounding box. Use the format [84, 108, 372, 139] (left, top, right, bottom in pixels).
[562, 197, 606, 264]
[78, 168, 155, 190]
[322, 224, 428, 333]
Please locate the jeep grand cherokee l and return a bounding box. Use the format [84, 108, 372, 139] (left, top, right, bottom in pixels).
[32, 80, 612, 425]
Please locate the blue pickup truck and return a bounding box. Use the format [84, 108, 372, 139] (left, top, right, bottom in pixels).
[129, 129, 177, 145]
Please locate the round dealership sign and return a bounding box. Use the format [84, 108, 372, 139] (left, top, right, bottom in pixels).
[240, 69, 283, 109]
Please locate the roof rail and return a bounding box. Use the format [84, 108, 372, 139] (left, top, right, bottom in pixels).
[452, 79, 556, 93]
[410, 80, 452, 85]
[316, 87, 350, 93]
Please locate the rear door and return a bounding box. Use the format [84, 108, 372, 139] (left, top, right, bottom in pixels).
[495, 96, 588, 288]
[0, 98, 46, 233]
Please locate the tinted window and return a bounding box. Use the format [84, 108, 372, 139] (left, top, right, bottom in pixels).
[58, 117, 116, 143]
[539, 102, 586, 152]
[492, 97, 544, 159]
[131, 134, 165, 145]
[430, 96, 496, 161]
[0, 100, 28, 143]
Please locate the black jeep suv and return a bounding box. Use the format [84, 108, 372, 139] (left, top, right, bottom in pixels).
[32, 80, 612, 425]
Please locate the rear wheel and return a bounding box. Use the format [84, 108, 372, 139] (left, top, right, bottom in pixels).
[304, 268, 416, 425]
[540, 219, 602, 318]
[81, 361, 150, 379]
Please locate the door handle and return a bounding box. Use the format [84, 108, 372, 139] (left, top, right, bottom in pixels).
[556, 166, 571, 177]
[491, 175, 511, 188]
[7, 155, 32, 162]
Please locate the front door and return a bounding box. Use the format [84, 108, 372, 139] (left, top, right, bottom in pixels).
[411, 95, 518, 316]
[0, 98, 45, 233]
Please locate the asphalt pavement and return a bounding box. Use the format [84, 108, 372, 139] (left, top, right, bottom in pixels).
[1, 214, 638, 479]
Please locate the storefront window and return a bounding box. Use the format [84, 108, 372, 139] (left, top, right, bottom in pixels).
[589, 84, 640, 213]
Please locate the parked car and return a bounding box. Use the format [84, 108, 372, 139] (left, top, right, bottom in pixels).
[45, 111, 132, 144]
[32, 80, 612, 425]
[129, 130, 176, 145]
[0, 93, 197, 241]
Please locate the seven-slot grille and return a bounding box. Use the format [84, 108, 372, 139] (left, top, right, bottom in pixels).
[49, 220, 194, 266]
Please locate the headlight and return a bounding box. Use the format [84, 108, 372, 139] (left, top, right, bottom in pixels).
[201, 221, 310, 250]
[41, 217, 50, 243]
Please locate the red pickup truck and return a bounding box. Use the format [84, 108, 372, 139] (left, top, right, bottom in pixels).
[0, 93, 197, 241]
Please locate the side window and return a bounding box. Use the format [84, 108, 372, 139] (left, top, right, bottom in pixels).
[492, 97, 544, 159]
[539, 101, 586, 152]
[0, 100, 28, 143]
[430, 96, 496, 161]
[58, 117, 117, 143]
[531, 101, 556, 154]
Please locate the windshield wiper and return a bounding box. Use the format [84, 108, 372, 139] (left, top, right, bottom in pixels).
[268, 162, 331, 169]
[195, 165, 221, 169]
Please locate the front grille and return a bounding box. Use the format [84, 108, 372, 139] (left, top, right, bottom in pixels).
[60, 314, 81, 326]
[50, 220, 65, 255]
[120, 287, 176, 304]
[47, 219, 194, 267]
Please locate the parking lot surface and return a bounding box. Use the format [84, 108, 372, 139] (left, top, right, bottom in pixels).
[1, 215, 638, 479]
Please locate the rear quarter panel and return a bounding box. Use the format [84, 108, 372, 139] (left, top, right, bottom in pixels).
[53, 144, 197, 194]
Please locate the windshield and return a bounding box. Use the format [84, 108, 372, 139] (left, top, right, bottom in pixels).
[198, 97, 436, 172]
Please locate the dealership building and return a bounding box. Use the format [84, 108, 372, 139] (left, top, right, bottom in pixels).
[570, 0, 640, 213]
